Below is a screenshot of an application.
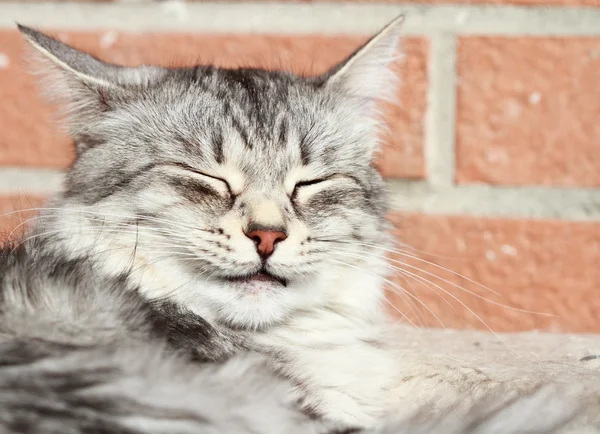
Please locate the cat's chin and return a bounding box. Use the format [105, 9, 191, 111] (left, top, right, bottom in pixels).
[222, 271, 288, 294]
[201, 275, 324, 330]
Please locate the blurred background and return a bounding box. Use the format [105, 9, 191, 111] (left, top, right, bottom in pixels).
[0, 0, 599, 333]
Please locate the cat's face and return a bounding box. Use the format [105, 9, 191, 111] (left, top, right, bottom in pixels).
[20, 20, 402, 329]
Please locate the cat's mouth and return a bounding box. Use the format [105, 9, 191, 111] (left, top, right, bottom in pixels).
[224, 271, 288, 287]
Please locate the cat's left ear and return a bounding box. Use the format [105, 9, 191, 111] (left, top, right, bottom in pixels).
[17, 25, 166, 136]
[322, 15, 404, 104]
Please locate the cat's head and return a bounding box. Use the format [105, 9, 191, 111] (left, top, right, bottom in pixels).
[20, 18, 403, 329]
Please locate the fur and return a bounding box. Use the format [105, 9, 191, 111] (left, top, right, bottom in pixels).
[15, 18, 403, 428]
[0, 17, 596, 434]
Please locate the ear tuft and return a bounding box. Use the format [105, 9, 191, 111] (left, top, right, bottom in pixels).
[17, 24, 166, 144]
[18, 24, 120, 89]
[323, 15, 404, 103]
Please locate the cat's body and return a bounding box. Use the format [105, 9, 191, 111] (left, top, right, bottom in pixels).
[5, 207, 394, 427]
[1, 228, 594, 434]
[36, 206, 395, 428]
[0, 18, 597, 434]
[7, 20, 403, 428]
[15, 172, 396, 429]
[0, 236, 336, 434]
[0, 234, 591, 434]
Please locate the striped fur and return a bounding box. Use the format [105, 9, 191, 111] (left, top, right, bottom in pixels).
[0, 17, 595, 434]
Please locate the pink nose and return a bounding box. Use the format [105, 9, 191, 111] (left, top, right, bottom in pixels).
[245, 229, 287, 257]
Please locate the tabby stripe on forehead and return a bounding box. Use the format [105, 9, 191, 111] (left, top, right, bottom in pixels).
[233, 118, 252, 150]
[224, 106, 252, 151]
[220, 99, 251, 150]
[299, 126, 315, 166]
[177, 136, 201, 154]
[212, 130, 224, 164]
[279, 120, 288, 147]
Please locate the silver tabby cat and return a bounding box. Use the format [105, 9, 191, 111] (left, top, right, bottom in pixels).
[0, 17, 582, 433]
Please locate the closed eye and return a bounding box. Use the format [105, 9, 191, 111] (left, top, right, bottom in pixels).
[291, 177, 332, 198]
[295, 178, 328, 189]
[162, 163, 233, 197]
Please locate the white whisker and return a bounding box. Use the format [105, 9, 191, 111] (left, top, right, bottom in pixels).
[328, 246, 554, 318]
[319, 238, 502, 297]
[327, 257, 438, 329]
[329, 249, 519, 354]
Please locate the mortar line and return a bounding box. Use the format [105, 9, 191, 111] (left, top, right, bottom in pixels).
[425, 32, 457, 188]
[2, 3, 600, 36]
[387, 180, 600, 222]
[0, 168, 65, 195]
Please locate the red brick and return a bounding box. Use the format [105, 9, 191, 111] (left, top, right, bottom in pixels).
[0, 30, 427, 178]
[0, 196, 46, 243]
[0, 32, 76, 168]
[457, 37, 600, 187]
[386, 213, 600, 333]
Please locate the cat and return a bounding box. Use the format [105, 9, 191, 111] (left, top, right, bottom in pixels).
[0, 16, 594, 434]
[9, 17, 404, 428]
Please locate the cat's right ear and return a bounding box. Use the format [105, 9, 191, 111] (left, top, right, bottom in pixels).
[17, 25, 166, 135]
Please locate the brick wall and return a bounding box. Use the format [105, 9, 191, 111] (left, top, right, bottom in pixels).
[0, 1, 599, 332]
